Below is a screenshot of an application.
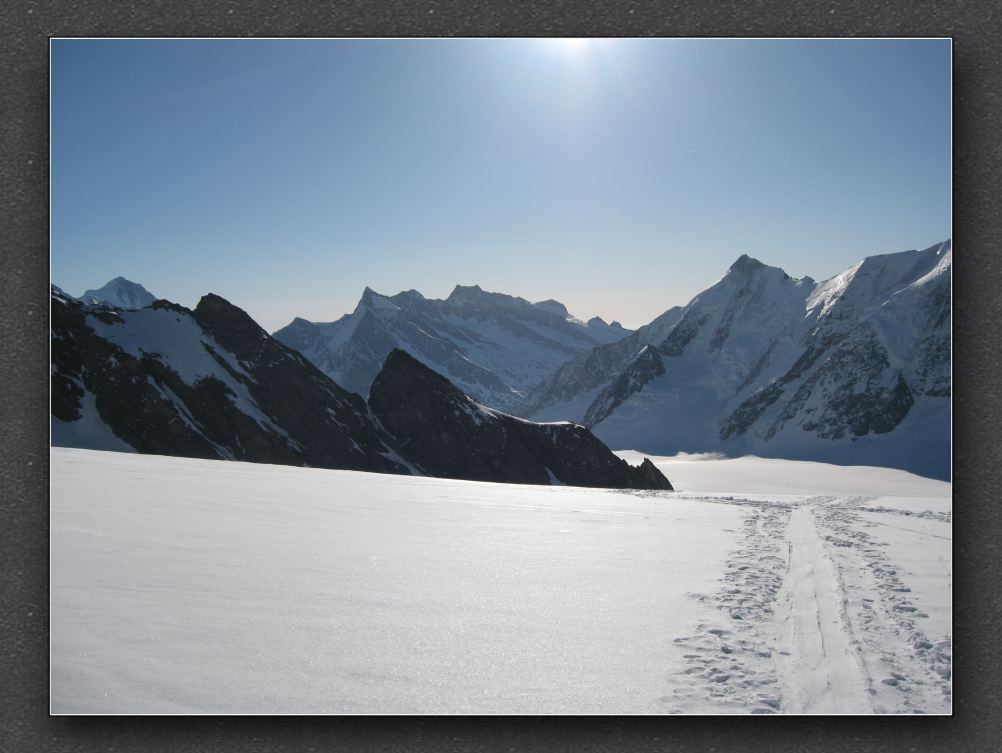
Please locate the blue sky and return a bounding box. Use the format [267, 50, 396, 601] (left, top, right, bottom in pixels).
[51, 38, 951, 331]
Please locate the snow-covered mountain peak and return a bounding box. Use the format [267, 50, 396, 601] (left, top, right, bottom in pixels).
[727, 254, 769, 276]
[807, 241, 950, 320]
[535, 299, 570, 317]
[447, 283, 485, 303]
[389, 289, 427, 308]
[81, 277, 157, 310]
[356, 287, 401, 315]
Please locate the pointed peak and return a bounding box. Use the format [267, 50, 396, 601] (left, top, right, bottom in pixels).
[356, 286, 399, 314]
[587, 315, 607, 327]
[81, 277, 157, 309]
[194, 293, 267, 338]
[728, 254, 767, 275]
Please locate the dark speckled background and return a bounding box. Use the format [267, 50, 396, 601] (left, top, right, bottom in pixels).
[2, 1, 999, 751]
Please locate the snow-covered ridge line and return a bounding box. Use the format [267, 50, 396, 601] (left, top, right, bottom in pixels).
[272, 282, 633, 413]
[529, 240, 951, 480]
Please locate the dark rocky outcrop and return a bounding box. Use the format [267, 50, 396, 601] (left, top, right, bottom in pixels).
[51, 289, 408, 473]
[369, 349, 673, 490]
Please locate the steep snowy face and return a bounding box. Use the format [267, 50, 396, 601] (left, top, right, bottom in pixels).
[51, 288, 409, 474]
[505, 305, 686, 422]
[368, 349, 672, 489]
[80, 277, 157, 310]
[529, 242, 951, 479]
[273, 284, 633, 412]
[586, 255, 815, 428]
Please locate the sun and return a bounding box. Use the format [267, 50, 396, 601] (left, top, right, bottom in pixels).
[558, 38, 589, 54]
[537, 38, 596, 59]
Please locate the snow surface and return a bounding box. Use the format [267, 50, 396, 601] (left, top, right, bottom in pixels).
[51, 448, 950, 715]
[51, 391, 135, 454]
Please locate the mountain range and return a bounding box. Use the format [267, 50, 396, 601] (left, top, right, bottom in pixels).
[50, 288, 671, 489]
[272, 285, 630, 413]
[56, 239, 951, 480]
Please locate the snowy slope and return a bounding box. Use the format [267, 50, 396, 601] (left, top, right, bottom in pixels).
[80, 276, 157, 309]
[273, 285, 632, 412]
[530, 242, 951, 479]
[50, 448, 951, 714]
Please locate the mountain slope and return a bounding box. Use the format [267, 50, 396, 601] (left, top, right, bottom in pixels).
[273, 284, 631, 412]
[51, 288, 410, 474]
[528, 242, 951, 479]
[368, 349, 671, 489]
[524, 305, 685, 421]
[80, 277, 157, 309]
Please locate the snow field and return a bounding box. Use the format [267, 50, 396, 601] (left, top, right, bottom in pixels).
[51, 448, 950, 714]
[51, 449, 743, 714]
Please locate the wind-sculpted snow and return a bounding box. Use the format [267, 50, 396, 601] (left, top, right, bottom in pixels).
[273, 284, 632, 413]
[529, 241, 951, 479]
[51, 448, 949, 714]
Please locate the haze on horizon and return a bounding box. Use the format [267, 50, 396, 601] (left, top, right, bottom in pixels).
[51, 38, 950, 333]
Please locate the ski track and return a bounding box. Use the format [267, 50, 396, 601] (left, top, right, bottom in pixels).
[663, 494, 951, 714]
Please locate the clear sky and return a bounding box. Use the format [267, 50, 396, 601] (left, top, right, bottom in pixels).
[51, 38, 951, 331]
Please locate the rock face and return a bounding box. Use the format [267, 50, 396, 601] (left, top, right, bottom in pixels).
[80, 277, 157, 309]
[368, 349, 673, 490]
[526, 241, 952, 480]
[273, 284, 631, 413]
[51, 289, 409, 473]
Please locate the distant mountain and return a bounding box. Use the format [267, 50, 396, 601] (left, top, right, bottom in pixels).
[81, 277, 157, 309]
[51, 289, 671, 490]
[527, 241, 952, 480]
[272, 285, 631, 413]
[369, 349, 672, 490]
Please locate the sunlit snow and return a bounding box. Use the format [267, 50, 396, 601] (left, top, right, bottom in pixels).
[51, 448, 951, 715]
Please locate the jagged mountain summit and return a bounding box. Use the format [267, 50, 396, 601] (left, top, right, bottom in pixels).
[272, 284, 631, 413]
[369, 350, 672, 489]
[51, 289, 671, 490]
[80, 276, 157, 309]
[527, 241, 952, 480]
